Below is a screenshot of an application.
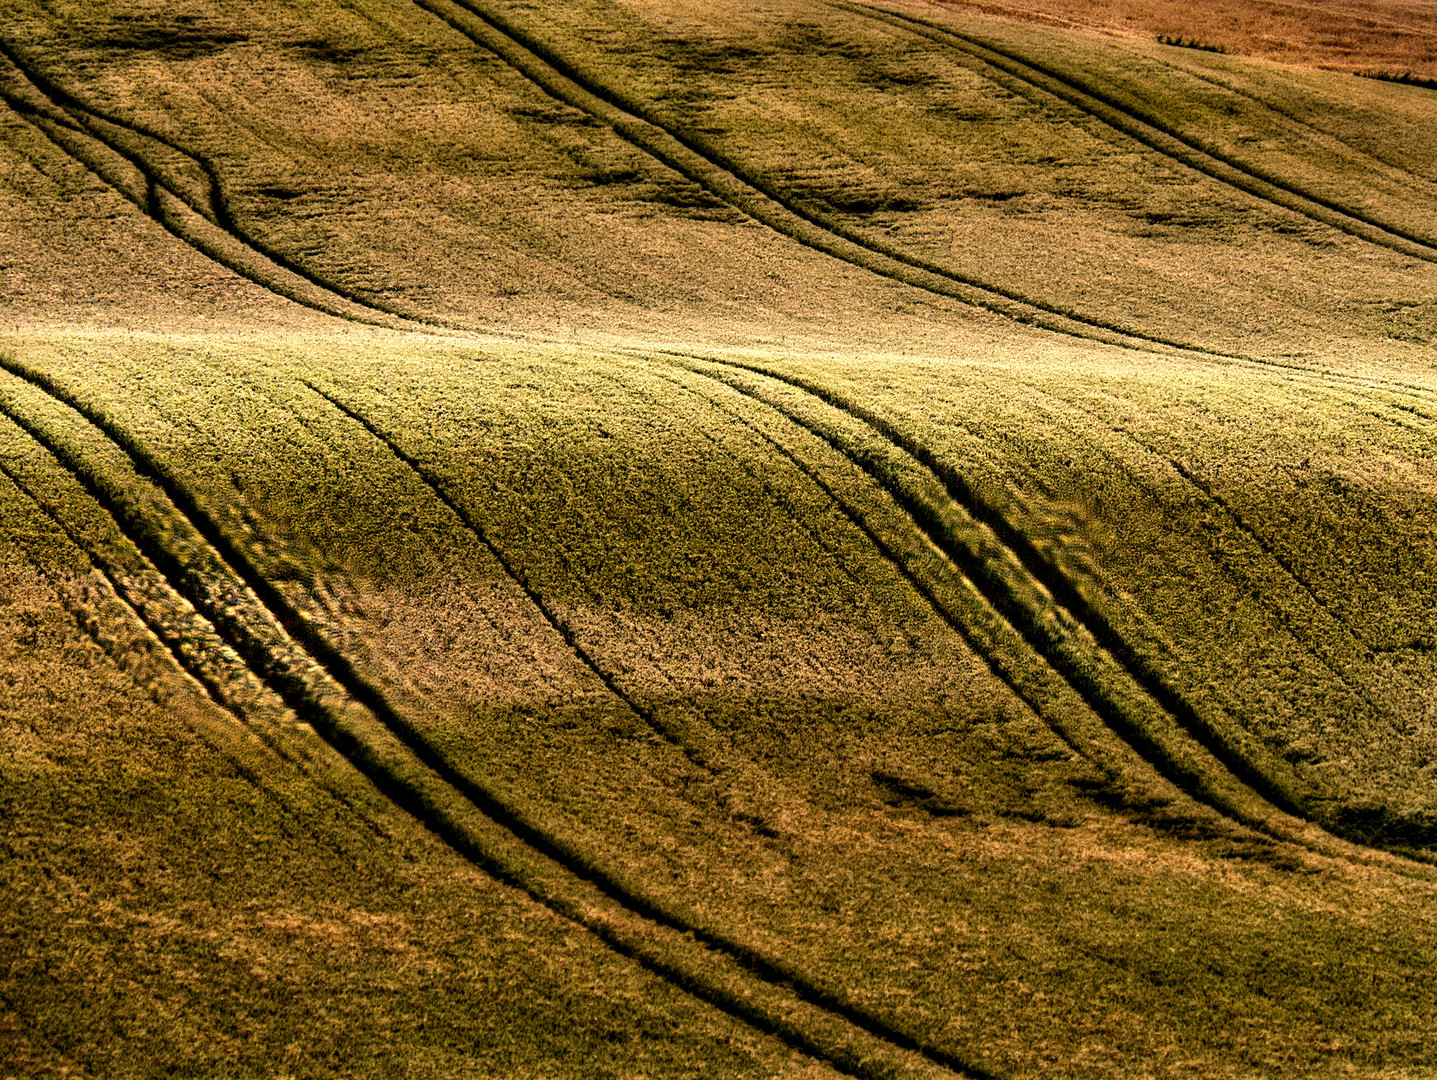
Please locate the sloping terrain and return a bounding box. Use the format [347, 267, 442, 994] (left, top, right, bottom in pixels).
[1, 1, 1435, 1078]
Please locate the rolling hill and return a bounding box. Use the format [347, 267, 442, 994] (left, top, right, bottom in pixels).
[2, 1, 1435, 1077]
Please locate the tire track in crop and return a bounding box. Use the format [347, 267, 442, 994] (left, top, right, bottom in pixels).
[1003, 381, 1418, 742]
[295, 376, 788, 797]
[1145, 50, 1437, 198]
[0, 403, 405, 865]
[839, 1, 1437, 264]
[0, 39, 444, 332]
[292, 376, 1001, 1079]
[417, 0, 1437, 401]
[408, 0, 1261, 359]
[638, 363, 1143, 778]
[663, 351, 1436, 864]
[0, 355, 988, 1080]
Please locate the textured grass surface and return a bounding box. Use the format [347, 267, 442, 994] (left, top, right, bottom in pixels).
[2, 0, 1436, 1077]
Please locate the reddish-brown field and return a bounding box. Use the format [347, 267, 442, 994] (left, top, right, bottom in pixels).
[933, 0, 1437, 75]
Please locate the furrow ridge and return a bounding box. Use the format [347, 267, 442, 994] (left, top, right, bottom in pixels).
[0, 354, 987, 1080]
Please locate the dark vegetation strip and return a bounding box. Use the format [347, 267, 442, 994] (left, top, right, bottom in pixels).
[411, 0, 1256, 359]
[0, 354, 990, 1080]
[671, 353, 1437, 857]
[297, 376, 994, 1080]
[837, 2, 1437, 263]
[1356, 71, 1437, 91]
[0, 39, 448, 331]
[1156, 36, 1228, 54]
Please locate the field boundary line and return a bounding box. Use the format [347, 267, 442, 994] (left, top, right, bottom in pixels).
[658, 350, 1437, 873]
[0, 354, 990, 1080]
[842, 1, 1437, 263]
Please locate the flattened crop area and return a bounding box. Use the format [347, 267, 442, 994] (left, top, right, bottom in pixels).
[1, 1, 1435, 1078]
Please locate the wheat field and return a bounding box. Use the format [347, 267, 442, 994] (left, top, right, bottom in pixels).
[2, 1, 1435, 1077]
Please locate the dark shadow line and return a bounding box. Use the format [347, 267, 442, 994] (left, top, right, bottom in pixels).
[0, 38, 455, 331]
[415, 0, 1253, 359]
[0, 354, 992, 1080]
[667, 354, 1410, 847]
[296, 376, 995, 1080]
[642, 364, 1096, 765]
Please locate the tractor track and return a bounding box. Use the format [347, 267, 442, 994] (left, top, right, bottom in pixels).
[410, 0, 1261, 359]
[7, 8, 1436, 404]
[1143, 49, 1437, 196]
[296, 375, 779, 792]
[640, 363, 1147, 778]
[0, 399, 415, 863]
[0, 354, 991, 1080]
[842, 0, 1437, 263]
[0, 39, 445, 332]
[659, 349, 1437, 866]
[417, 0, 1437, 399]
[1001, 380, 1419, 741]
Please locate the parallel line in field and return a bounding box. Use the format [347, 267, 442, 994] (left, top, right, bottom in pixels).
[667, 356, 1295, 830]
[1142, 51, 1437, 198]
[0, 355, 985, 1080]
[665, 352, 1436, 867]
[1006, 382, 1419, 749]
[840, 1, 1437, 263]
[298, 378, 730, 774]
[0, 40, 440, 331]
[296, 376, 992, 1080]
[0, 388, 420, 842]
[412, 0, 1255, 359]
[643, 365, 1155, 780]
[0, 455, 379, 862]
[420, 1, 1437, 400]
[0, 396, 515, 870]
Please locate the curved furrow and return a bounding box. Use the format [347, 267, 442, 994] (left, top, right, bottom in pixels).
[418, 1, 1437, 398]
[0, 427, 401, 860]
[0, 354, 985, 1080]
[289, 375, 997, 1080]
[411, 0, 1253, 358]
[636, 364, 1209, 807]
[1303, 379, 1437, 441]
[295, 376, 806, 812]
[1004, 380, 1415, 739]
[1143, 50, 1437, 197]
[0, 39, 445, 332]
[839, 1, 1437, 263]
[663, 352, 1437, 866]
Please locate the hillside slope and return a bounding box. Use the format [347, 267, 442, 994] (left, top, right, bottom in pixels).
[2, 1, 1435, 1078]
